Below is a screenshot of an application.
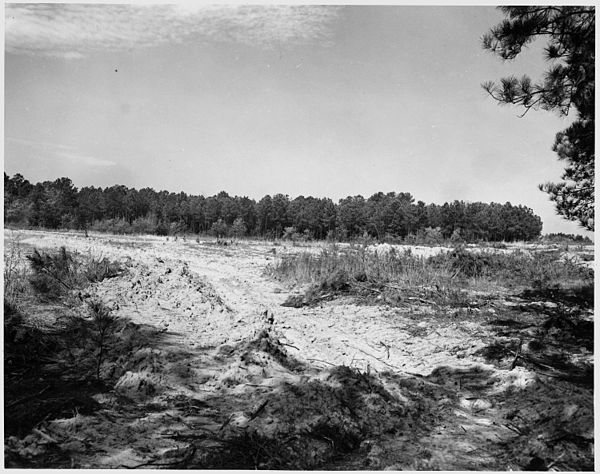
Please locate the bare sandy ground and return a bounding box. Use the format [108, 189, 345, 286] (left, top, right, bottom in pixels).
[4, 229, 594, 470]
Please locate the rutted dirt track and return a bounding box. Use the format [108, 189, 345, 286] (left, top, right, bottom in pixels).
[5, 230, 594, 470]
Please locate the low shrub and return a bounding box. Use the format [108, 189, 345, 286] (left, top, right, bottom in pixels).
[26, 247, 123, 300]
[27, 247, 76, 299]
[318, 268, 351, 292]
[84, 256, 123, 282]
[210, 219, 228, 238]
[90, 218, 132, 235]
[86, 299, 120, 381]
[155, 222, 169, 236]
[130, 216, 157, 234]
[428, 247, 504, 278]
[169, 221, 188, 236]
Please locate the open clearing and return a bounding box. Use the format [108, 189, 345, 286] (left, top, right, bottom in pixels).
[4, 229, 594, 470]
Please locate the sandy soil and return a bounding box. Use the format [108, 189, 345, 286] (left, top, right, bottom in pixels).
[4, 229, 594, 470]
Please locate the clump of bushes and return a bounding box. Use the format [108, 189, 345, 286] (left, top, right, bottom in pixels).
[428, 247, 503, 278]
[540, 233, 593, 245]
[90, 217, 132, 235]
[130, 216, 158, 234]
[210, 219, 228, 238]
[89, 216, 190, 237]
[403, 227, 445, 245]
[230, 217, 247, 238]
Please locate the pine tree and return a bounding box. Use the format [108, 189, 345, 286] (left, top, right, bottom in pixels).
[482, 6, 594, 230]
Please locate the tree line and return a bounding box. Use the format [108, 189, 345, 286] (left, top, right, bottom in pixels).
[4, 173, 543, 242]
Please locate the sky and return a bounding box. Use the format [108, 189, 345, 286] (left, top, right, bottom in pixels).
[4, 3, 592, 236]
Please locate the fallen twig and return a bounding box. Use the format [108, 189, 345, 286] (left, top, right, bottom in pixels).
[249, 399, 269, 421]
[510, 338, 523, 370]
[306, 357, 336, 366]
[280, 342, 299, 350]
[352, 346, 423, 377]
[405, 296, 439, 306]
[351, 282, 382, 294]
[379, 341, 391, 359]
[219, 413, 234, 431]
[504, 423, 522, 435]
[164, 413, 196, 429]
[32, 428, 58, 444]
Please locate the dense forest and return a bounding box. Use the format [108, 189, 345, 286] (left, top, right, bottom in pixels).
[4, 172, 545, 242]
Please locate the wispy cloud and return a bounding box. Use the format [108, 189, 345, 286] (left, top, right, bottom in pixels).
[6, 136, 116, 167]
[54, 150, 117, 167]
[5, 4, 341, 58]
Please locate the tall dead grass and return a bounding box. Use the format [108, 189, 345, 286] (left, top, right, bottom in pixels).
[269, 244, 593, 306]
[271, 245, 454, 289]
